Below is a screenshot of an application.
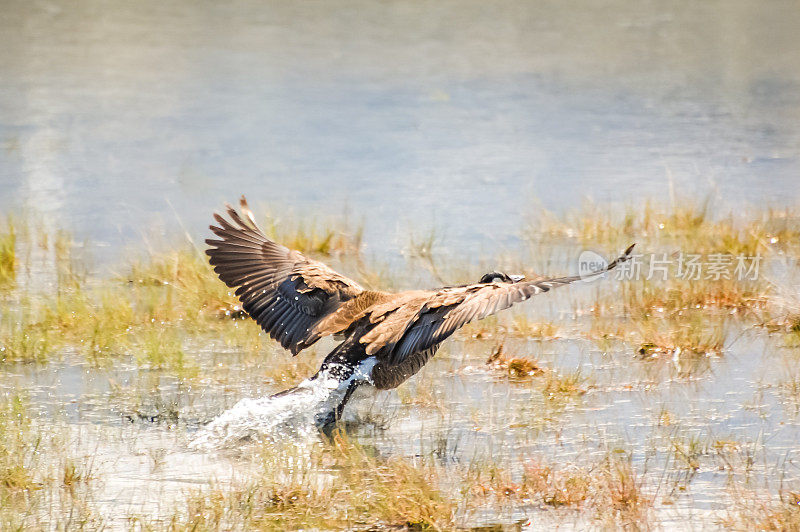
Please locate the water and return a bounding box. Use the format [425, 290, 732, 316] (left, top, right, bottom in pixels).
[10, 327, 797, 526]
[189, 359, 377, 449]
[1, 0, 799, 266]
[3, 0, 800, 527]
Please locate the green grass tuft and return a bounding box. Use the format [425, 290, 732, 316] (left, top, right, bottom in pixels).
[0, 218, 15, 289]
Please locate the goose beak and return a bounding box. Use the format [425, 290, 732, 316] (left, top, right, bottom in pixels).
[509, 274, 525, 283]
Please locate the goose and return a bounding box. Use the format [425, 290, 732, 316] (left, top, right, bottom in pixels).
[206, 197, 634, 430]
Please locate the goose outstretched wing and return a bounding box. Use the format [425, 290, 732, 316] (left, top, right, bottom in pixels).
[206, 197, 364, 355]
[365, 244, 635, 365]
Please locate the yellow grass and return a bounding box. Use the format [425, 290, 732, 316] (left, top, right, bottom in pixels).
[0, 218, 15, 289]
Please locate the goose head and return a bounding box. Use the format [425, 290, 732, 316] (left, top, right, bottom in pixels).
[479, 271, 525, 284]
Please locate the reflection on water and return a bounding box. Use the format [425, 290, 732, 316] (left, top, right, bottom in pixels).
[1, 0, 799, 265]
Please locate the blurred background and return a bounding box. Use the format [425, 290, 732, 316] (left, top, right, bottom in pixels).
[1, 0, 799, 261]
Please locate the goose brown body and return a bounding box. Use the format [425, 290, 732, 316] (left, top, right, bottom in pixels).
[206, 197, 634, 425]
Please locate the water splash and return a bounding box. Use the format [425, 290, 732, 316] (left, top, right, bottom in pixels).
[190, 361, 376, 450]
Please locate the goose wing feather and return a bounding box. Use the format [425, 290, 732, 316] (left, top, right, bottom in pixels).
[380, 244, 635, 365]
[206, 196, 364, 355]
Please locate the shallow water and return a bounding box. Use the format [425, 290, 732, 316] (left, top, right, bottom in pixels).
[6, 318, 799, 527]
[3, 0, 800, 528]
[2, 0, 800, 265]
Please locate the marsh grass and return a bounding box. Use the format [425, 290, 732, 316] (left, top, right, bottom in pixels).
[482, 342, 588, 407]
[126, 247, 236, 327]
[485, 344, 544, 380]
[0, 303, 53, 363]
[595, 311, 727, 359]
[540, 369, 587, 399]
[527, 198, 798, 256]
[0, 393, 36, 486]
[1, 201, 799, 529]
[163, 434, 456, 530]
[788, 316, 800, 347]
[136, 328, 197, 378]
[531, 199, 779, 319]
[0, 392, 101, 530]
[510, 315, 560, 339]
[154, 436, 652, 530]
[257, 208, 363, 258]
[585, 273, 758, 367]
[517, 452, 651, 525]
[0, 392, 42, 529]
[668, 434, 706, 488]
[616, 275, 767, 318]
[407, 226, 439, 262]
[723, 488, 800, 531]
[776, 356, 800, 415]
[520, 199, 788, 373]
[461, 315, 501, 340]
[0, 217, 15, 289]
[484, 344, 586, 400]
[0, 237, 263, 367]
[459, 315, 561, 344]
[397, 375, 448, 412]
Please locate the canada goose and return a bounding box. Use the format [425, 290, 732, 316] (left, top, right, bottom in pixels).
[206, 197, 634, 430]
